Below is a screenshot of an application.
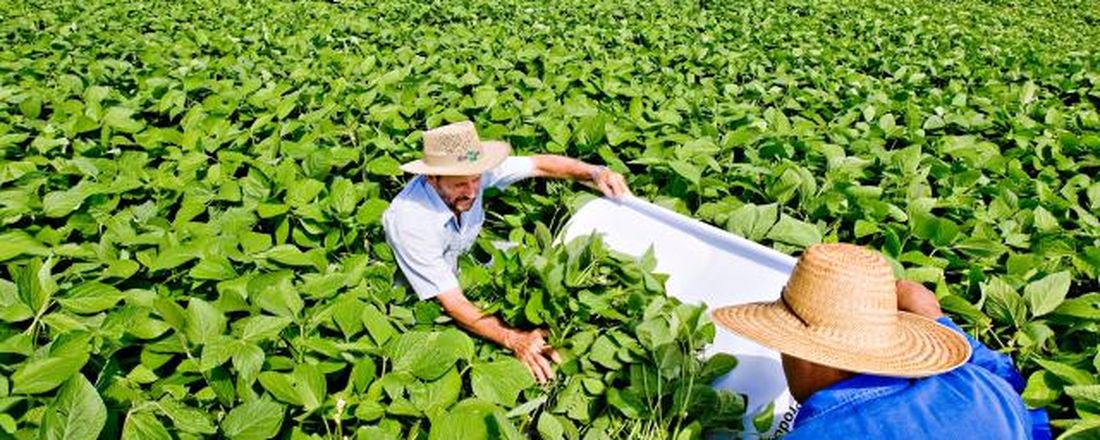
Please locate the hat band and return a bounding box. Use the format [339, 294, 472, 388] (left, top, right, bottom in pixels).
[423, 148, 483, 167]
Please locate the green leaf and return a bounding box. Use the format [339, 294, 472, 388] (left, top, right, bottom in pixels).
[636, 318, 675, 350]
[293, 364, 327, 411]
[981, 277, 1027, 325]
[157, 399, 216, 434]
[57, 282, 123, 314]
[258, 372, 302, 406]
[121, 412, 171, 440]
[233, 343, 265, 382]
[389, 330, 470, 381]
[103, 106, 145, 132]
[726, 204, 778, 241]
[470, 359, 535, 407]
[1065, 385, 1100, 418]
[190, 256, 238, 280]
[222, 399, 285, 440]
[12, 346, 90, 394]
[1059, 418, 1100, 440]
[1022, 370, 1061, 408]
[410, 367, 463, 413]
[39, 375, 106, 440]
[185, 298, 226, 346]
[362, 303, 397, 345]
[1036, 359, 1096, 386]
[240, 315, 293, 342]
[43, 186, 93, 218]
[356, 198, 390, 226]
[765, 214, 822, 247]
[668, 161, 701, 186]
[249, 271, 303, 318]
[367, 155, 402, 176]
[0, 231, 49, 262]
[427, 399, 505, 440]
[1024, 271, 1072, 317]
[537, 412, 565, 440]
[606, 388, 645, 419]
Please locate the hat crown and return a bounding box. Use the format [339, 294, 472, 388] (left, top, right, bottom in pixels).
[783, 243, 898, 346]
[423, 121, 483, 164]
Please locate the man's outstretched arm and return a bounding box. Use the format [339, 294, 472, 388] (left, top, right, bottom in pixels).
[528, 154, 630, 198]
[435, 288, 561, 384]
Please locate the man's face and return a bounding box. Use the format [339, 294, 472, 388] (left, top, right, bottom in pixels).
[428, 174, 482, 214]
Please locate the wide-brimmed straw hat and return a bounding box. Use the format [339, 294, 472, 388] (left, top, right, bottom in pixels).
[710, 243, 971, 378]
[400, 120, 511, 176]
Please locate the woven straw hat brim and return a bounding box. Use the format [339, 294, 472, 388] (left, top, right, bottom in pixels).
[400, 141, 510, 176]
[710, 301, 972, 378]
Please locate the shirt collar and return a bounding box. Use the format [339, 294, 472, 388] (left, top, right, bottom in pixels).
[414, 175, 475, 230]
[795, 374, 912, 425]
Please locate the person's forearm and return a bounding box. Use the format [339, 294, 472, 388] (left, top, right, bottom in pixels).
[530, 154, 601, 181]
[436, 289, 516, 349]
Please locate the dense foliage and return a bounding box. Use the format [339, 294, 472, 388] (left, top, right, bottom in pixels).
[0, 0, 1098, 438]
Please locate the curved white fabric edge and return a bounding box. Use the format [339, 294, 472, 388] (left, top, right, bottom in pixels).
[561, 195, 800, 438]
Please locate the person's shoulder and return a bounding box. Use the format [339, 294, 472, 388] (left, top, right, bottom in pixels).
[384, 180, 447, 228]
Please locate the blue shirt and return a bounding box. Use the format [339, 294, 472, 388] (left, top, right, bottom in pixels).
[382, 157, 535, 300]
[787, 317, 1052, 439]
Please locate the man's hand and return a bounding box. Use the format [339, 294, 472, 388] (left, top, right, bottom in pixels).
[592, 167, 630, 199]
[506, 329, 562, 385]
[896, 280, 944, 319]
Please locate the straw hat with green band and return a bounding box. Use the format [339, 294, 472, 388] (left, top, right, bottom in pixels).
[401, 120, 511, 176]
[710, 243, 972, 378]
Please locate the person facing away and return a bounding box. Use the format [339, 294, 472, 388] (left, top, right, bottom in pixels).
[711, 243, 1052, 439]
[382, 120, 630, 384]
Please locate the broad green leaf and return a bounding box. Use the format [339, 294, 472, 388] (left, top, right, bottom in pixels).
[1024, 271, 1072, 317]
[356, 198, 390, 226]
[389, 331, 466, 381]
[726, 204, 778, 241]
[537, 412, 565, 440]
[57, 282, 123, 314]
[0, 231, 49, 262]
[222, 399, 284, 440]
[981, 277, 1027, 325]
[157, 399, 216, 434]
[1065, 385, 1100, 419]
[190, 256, 238, 280]
[668, 161, 701, 186]
[1036, 359, 1096, 386]
[185, 298, 226, 346]
[240, 315, 293, 342]
[470, 359, 535, 407]
[410, 367, 463, 413]
[39, 374, 106, 440]
[293, 364, 327, 411]
[12, 347, 90, 394]
[121, 412, 171, 440]
[232, 343, 265, 381]
[258, 372, 302, 406]
[606, 387, 645, 419]
[1022, 371, 1062, 408]
[427, 399, 505, 440]
[0, 278, 33, 322]
[362, 303, 397, 345]
[367, 155, 402, 176]
[766, 215, 822, 247]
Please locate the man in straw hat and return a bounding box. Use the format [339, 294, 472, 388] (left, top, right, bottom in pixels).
[383, 120, 629, 383]
[711, 243, 1051, 439]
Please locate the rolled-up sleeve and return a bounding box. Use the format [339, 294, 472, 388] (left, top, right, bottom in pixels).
[383, 213, 459, 301]
[484, 156, 536, 190]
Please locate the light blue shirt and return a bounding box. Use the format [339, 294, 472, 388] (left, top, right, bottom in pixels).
[382, 157, 535, 300]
